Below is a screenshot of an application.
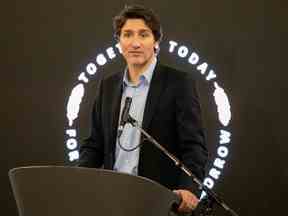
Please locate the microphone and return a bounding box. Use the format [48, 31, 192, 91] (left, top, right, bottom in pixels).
[118, 97, 132, 137]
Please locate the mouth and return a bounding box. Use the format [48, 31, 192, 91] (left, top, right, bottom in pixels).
[128, 51, 143, 54]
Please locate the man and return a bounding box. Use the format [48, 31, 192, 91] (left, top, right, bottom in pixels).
[79, 5, 208, 214]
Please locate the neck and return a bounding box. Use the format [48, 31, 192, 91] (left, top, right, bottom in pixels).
[127, 57, 155, 84]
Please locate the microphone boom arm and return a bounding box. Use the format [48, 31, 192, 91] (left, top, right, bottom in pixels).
[127, 115, 239, 216]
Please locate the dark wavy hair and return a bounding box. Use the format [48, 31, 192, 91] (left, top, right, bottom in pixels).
[113, 5, 163, 42]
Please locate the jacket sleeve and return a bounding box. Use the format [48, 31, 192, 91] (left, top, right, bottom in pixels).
[175, 73, 208, 197]
[78, 79, 104, 168]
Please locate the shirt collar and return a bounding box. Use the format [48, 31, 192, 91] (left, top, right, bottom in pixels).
[123, 57, 157, 87]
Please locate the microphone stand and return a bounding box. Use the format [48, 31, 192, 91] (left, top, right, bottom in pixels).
[126, 115, 239, 216]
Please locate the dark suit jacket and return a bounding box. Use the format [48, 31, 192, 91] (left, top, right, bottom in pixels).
[79, 63, 208, 196]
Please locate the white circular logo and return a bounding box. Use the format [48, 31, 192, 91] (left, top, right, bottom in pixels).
[64, 40, 232, 195]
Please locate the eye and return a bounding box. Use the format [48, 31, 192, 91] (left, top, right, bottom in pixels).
[140, 32, 150, 38]
[122, 32, 132, 38]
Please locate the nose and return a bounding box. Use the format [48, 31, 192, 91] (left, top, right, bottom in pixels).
[131, 37, 141, 49]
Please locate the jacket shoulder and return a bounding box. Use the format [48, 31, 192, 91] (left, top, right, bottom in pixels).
[158, 64, 197, 84]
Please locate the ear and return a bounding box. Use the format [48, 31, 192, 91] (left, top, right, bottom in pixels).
[154, 42, 159, 50]
[154, 42, 160, 54]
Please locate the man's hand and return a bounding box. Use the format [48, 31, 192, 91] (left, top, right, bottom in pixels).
[173, 189, 199, 213]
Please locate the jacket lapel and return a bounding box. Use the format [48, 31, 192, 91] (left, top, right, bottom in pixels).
[142, 64, 167, 131]
[103, 71, 123, 155]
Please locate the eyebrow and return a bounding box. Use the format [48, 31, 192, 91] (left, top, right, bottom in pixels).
[122, 29, 152, 33]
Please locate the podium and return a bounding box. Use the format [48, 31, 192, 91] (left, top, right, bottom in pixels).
[9, 166, 180, 216]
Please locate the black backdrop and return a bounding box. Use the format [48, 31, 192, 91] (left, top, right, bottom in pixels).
[1, 0, 287, 215]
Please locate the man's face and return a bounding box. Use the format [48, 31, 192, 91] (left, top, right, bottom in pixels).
[119, 19, 158, 68]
